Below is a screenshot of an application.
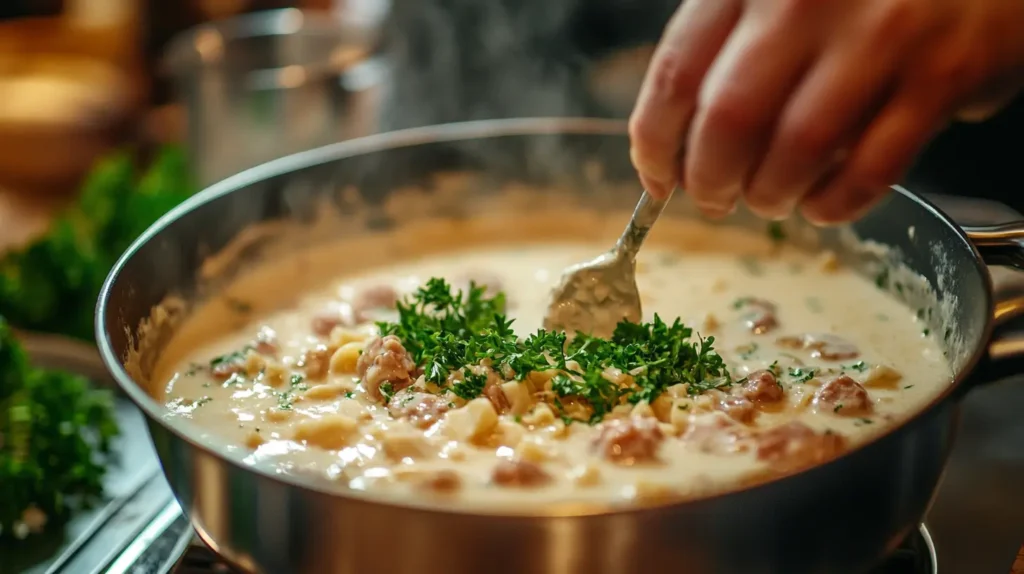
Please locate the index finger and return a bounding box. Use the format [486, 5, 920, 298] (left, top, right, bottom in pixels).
[628, 0, 742, 199]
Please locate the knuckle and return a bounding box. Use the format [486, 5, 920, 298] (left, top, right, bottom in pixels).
[780, 121, 844, 160]
[703, 99, 764, 136]
[924, 51, 986, 91]
[627, 114, 660, 151]
[867, 0, 928, 41]
[648, 49, 704, 103]
[776, 0, 820, 20]
[845, 158, 901, 189]
[628, 119, 674, 175]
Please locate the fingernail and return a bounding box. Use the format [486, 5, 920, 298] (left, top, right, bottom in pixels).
[799, 205, 839, 227]
[769, 198, 799, 221]
[697, 200, 736, 220]
[642, 178, 673, 199]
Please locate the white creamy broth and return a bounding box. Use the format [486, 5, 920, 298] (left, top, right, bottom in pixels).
[154, 216, 952, 510]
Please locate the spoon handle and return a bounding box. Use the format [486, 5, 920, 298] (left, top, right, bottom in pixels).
[615, 188, 676, 260]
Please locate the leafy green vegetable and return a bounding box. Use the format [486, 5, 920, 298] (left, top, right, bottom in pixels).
[378, 278, 730, 423]
[0, 317, 119, 538]
[0, 146, 193, 340]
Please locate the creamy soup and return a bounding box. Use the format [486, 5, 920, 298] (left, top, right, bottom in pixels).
[155, 217, 951, 510]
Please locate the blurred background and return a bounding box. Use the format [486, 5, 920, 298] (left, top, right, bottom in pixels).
[0, 0, 1020, 250]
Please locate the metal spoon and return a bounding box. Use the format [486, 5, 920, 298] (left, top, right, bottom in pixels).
[543, 188, 675, 338]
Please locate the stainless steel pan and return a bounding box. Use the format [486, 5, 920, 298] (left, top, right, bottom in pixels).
[95, 118, 1024, 574]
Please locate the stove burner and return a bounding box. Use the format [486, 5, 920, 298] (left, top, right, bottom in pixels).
[161, 524, 939, 574]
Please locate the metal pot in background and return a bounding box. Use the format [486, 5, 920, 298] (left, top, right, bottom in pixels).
[163, 8, 388, 187]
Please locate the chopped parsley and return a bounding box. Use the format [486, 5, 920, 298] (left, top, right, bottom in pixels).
[738, 343, 759, 360]
[738, 255, 763, 276]
[732, 297, 754, 310]
[377, 278, 729, 423]
[209, 345, 254, 369]
[875, 267, 890, 289]
[289, 374, 305, 387]
[451, 372, 488, 400]
[844, 361, 868, 373]
[788, 367, 817, 383]
[767, 221, 786, 242]
[276, 390, 297, 410]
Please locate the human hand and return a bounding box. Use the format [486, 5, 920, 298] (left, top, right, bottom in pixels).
[629, 0, 1024, 224]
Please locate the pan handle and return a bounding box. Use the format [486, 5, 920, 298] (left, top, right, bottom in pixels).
[962, 223, 1024, 381]
[962, 222, 1024, 270]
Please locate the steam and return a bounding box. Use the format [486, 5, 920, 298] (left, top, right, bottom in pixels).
[380, 0, 593, 130]
[363, 0, 675, 190]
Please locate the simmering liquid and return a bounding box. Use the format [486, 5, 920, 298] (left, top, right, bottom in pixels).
[154, 217, 951, 510]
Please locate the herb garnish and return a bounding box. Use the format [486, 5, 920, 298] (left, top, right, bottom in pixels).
[210, 345, 254, 369]
[738, 343, 759, 360]
[377, 278, 729, 423]
[788, 367, 817, 383]
[844, 361, 868, 373]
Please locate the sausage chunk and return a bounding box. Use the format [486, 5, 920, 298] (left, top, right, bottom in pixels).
[210, 353, 245, 380]
[300, 345, 332, 380]
[491, 459, 552, 488]
[464, 365, 511, 414]
[311, 301, 355, 336]
[734, 297, 778, 334]
[776, 333, 860, 361]
[254, 326, 279, 355]
[739, 370, 784, 403]
[353, 284, 399, 322]
[357, 335, 416, 401]
[592, 416, 664, 464]
[681, 411, 752, 455]
[814, 375, 872, 415]
[417, 470, 462, 493]
[717, 396, 756, 423]
[755, 422, 847, 470]
[387, 391, 450, 429]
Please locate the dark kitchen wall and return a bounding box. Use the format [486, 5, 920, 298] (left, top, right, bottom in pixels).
[904, 101, 1024, 213]
[381, 0, 1024, 212]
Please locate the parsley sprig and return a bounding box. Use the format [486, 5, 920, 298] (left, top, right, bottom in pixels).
[378, 278, 729, 423]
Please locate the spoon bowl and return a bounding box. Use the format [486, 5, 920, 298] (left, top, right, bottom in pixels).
[543, 188, 674, 337]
